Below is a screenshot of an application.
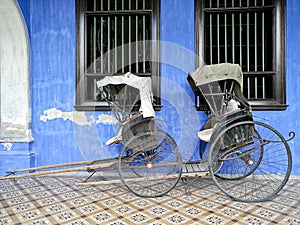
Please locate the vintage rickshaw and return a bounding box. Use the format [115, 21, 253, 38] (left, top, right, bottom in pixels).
[187, 63, 294, 202]
[1, 63, 294, 203]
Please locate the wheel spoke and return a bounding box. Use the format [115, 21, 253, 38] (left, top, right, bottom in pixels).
[119, 131, 182, 198]
[209, 121, 292, 202]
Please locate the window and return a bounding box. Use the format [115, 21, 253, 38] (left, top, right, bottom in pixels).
[195, 0, 286, 110]
[76, 0, 160, 111]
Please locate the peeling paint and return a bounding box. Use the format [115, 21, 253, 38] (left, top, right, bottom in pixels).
[2, 143, 13, 151]
[40, 108, 117, 126]
[95, 114, 118, 125]
[1, 122, 26, 134]
[0, 119, 33, 142]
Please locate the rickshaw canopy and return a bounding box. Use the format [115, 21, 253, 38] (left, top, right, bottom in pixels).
[96, 72, 155, 118]
[189, 63, 243, 88]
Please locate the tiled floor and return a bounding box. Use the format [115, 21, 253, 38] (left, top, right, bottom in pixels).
[0, 173, 300, 225]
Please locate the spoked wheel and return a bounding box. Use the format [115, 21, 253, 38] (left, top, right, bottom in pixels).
[212, 125, 263, 180]
[208, 121, 292, 202]
[118, 131, 182, 198]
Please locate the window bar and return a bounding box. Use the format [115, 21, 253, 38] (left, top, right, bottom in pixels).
[239, 0, 242, 70]
[136, 0, 139, 73]
[217, 0, 220, 63]
[238, 0, 247, 97]
[122, 0, 125, 73]
[247, 0, 251, 98]
[247, 78, 251, 99]
[254, 0, 257, 71]
[232, 2, 235, 63]
[94, 78, 97, 100]
[254, 0, 258, 98]
[108, 0, 111, 73]
[224, 2, 227, 62]
[247, 1, 249, 72]
[255, 77, 258, 99]
[100, 0, 104, 74]
[93, 0, 97, 73]
[100, 17, 104, 73]
[262, 0, 265, 98]
[210, 13, 213, 64]
[136, 16, 139, 73]
[143, 0, 146, 73]
[93, 0, 99, 99]
[114, 0, 117, 73]
[262, 0, 265, 71]
[209, 0, 212, 64]
[262, 78, 265, 98]
[129, 0, 131, 71]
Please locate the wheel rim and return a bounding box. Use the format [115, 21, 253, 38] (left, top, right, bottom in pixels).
[119, 132, 182, 198]
[208, 121, 292, 202]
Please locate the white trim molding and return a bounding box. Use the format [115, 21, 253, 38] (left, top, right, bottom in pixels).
[0, 0, 33, 142]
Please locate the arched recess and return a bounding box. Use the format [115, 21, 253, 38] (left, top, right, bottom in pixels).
[0, 0, 33, 142]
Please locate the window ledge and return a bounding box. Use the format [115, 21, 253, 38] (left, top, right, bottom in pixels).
[249, 100, 288, 111]
[194, 100, 288, 112]
[74, 102, 163, 111]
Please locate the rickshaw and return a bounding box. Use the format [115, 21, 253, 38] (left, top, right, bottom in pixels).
[187, 63, 294, 202]
[1, 64, 294, 203]
[95, 72, 183, 198]
[1, 72, 183, 199]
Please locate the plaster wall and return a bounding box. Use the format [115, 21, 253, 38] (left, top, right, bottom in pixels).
[0, 0, 299, 175]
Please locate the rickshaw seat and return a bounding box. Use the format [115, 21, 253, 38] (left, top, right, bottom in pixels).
[188, 63, 253, 142]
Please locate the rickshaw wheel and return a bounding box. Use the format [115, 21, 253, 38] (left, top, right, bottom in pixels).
[208, 121, 292, 202]
[212, 125, 263, 180]
[118, 131, 182, 198]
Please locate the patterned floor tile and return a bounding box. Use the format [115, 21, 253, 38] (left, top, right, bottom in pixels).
[65, 219, 90, 225]
[37, 196, 61, 206]
[0, 217, 13, 225]
[12, 202, 35, 213]
[91, 211, 113, 223]
[54, 210, 79, 222]
[17, 210, 43, 223]
[0, 175, 299, 225]
[167, 213, 188, 224]
[114, 205, 133, 215]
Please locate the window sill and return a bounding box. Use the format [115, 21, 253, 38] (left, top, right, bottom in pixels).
[249, 100, 288, 111]
[74, 102, 163, 111]
[194, 100, 288, 112]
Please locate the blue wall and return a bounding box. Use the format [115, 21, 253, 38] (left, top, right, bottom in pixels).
[1, 0, 299, 175]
